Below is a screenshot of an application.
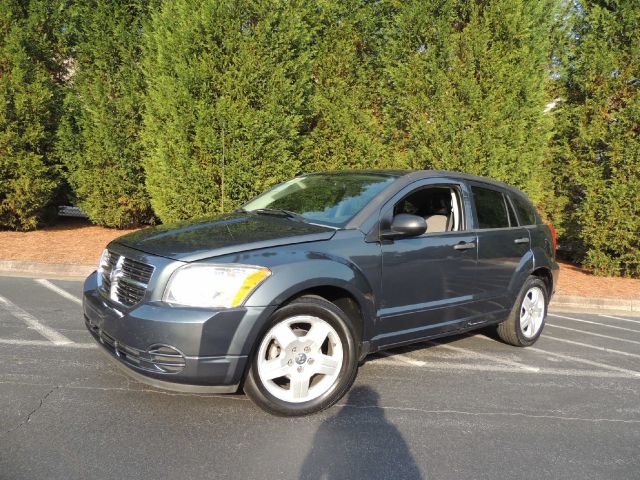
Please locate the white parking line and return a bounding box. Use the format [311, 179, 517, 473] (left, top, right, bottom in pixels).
[35, 279, 82, 306]
[599, 314, 640, 325]
[427, 339, 539, 372]
[546, 324, 640, 346]
[542, 336, 640, 360]
[549, 313, 640, 334]
[378, 351, 426, 366]
[0, 294, 72, 345]
[527, 345, 640, 378]
[0, 338, 95, 349]
[370, 358, 639, 379]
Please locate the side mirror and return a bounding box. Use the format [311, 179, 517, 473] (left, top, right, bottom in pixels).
[382, 214, 427, 239]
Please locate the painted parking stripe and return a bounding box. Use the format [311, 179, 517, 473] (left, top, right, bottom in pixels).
[35, 279, 82, 306]
[599, 314, 640, 325]
[542, 335, 640, 360]
[526, 345, 640, 378]
[546, 324, 640, 346]
[549, 313, 640, 334]
[428, 339, 539, 372]
[370, 358, 639, 379]
[0, 294, 72, 345]
[0, 338, 96, 348]
[378, 351, 426, 366]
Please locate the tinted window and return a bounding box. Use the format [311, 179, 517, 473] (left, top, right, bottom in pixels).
[510, 194, 537, 225]
[472, 186, 509, 229]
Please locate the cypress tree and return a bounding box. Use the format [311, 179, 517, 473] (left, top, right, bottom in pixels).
[143, 0, 311, 223]
[384, 0, 557, 203]
[553, 0, 640, 276]
[56, 0, 153, 228]
[301, 0, 398, 171]
[0, 0, 66, 230]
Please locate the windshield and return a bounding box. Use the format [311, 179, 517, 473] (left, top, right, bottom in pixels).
[242, 173, 398, 227]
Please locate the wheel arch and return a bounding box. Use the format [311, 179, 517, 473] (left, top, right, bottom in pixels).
[281, 285, 366, 345]
[531, 266, 554, 296]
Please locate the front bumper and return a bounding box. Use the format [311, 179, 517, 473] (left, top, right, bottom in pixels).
[83, 271, 275, 392]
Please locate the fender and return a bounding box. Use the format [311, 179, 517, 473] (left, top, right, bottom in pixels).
[244, 257, 377, 342]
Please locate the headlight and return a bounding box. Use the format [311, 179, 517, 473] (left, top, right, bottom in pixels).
[163, 264, 271, 308]
[97, 248, 109, 272]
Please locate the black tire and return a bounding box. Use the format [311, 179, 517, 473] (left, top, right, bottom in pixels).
[496, 276, 548, 347]
[243, 296, 359, 416]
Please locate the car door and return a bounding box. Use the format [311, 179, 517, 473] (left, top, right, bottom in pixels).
[469, 183, 532, 319]
[374, 179, 481, 348]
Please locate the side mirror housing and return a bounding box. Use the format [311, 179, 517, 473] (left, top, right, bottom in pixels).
[381, 214, 427, 239]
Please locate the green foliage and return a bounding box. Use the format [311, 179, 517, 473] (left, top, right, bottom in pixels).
[0, 0, 66, 230]
[142, 0, 311, 223]
[301, 0, 398, 171]
[1, 0, 637, 277]
[56, 0, 153, 228]
[552, 0, 640, 276]
[383, 0, 557, 203]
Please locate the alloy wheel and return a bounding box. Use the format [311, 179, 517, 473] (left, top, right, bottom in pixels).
[256, 315, 344, 403]
[520, 286, 545, 339]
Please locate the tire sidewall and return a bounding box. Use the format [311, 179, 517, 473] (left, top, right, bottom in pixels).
[245, 297, 358, 416]
[514, 277, 548, 346]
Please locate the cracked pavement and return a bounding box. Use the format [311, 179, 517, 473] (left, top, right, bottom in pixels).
[1, 275, 639, 479]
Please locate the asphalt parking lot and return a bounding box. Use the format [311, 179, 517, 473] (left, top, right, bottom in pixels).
[1, 275, 638, 480]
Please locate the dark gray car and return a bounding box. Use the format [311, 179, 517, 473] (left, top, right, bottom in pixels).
[83, 170, 559, 416]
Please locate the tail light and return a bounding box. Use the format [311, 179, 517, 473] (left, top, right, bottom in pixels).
[548, 223, 557, 255]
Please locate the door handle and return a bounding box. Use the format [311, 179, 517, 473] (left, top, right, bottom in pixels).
[453, 242, 476, 251]
[514, 237, 530, 244]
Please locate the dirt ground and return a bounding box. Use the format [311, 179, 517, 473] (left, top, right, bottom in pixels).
[0, 218, 637, 299]
[0, 218, 141, 266]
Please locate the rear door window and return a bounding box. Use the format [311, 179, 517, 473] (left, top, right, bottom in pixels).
[510, 194, 537, 225]
[471, 186, 509, 229]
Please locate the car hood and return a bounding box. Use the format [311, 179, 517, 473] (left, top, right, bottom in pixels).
[114, 213, 336, 262]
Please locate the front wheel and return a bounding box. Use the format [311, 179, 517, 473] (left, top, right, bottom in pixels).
[496, 276, 548, 347]
[243, 296, 358, 416]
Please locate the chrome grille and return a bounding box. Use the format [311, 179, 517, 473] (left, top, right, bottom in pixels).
[100, 250, 119, 292]
[99, 250, 154, 307]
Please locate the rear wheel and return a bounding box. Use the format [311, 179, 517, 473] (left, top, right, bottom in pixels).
[243, 296, 358, 416]
[496, 276, 548, 347]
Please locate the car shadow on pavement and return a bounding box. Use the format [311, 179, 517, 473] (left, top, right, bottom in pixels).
[299, 385, 423, 480]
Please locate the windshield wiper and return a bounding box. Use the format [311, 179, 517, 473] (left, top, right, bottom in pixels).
[251, 208, 306, 222]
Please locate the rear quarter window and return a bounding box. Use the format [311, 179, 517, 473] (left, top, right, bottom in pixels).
[510, 194, 538, 225]
[471, 186, 509, 229]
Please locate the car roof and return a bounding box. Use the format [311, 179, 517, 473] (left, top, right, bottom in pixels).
[304, 169, 529, 198]
[398, 170, 529, 197]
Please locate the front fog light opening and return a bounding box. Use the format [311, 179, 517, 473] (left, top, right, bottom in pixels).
[146, 344, 186, 374]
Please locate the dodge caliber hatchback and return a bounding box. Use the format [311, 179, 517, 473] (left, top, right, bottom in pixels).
[83, 170, 558, 416]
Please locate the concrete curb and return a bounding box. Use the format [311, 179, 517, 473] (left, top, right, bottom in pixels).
[0, 260, 94, 279]
[0, 259, 637, 313]
[550, 294, 640, 313]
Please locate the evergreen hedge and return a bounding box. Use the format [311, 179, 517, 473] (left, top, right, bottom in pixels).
[56, 0, 153, 228]
[552, 0, 640, 276]
[142, 0, 311, 223]
[383, 0, 557, 203]
[0, 0, 66, 230]
[0, 0, 637, 277]
[301, 0, 397, 171]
